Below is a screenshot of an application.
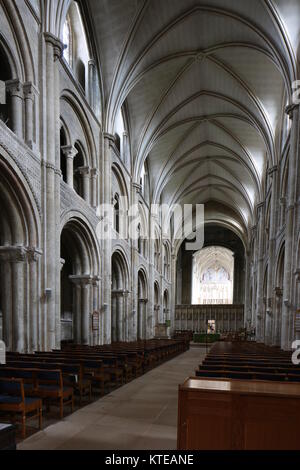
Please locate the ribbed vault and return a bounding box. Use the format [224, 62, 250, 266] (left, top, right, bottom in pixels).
[85, 0, 300, 240]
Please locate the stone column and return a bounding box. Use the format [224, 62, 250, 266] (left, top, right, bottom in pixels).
[27, 249, 41, 352]
[91, 168, 99, 208]
[23, 82, 38, 147]
[102, 134, 114, 344]
[79, 167, 91, 204]
[61, 145, 78, 188]
[1, 260, 12, 350]
[131, 183, 141, 341]
[273, 288, 283, 346]
[117, 292, 124, 341]
[88, 59, 96, 110]
[265, 166, 278, 344]
[6, 79, 23, 139]
[111, 292, 117, 342]
[81, 282, 91, 345]
[255, 202, 265, 342]
[70, 276, 93, 345]
[122, 131, 129, 164]
[170, 253, 177, 336]
[73, 284, 81, 343]
[43, 33, 63, 350]
[282, 104, 299, 349]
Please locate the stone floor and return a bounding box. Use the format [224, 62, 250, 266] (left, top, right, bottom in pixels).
[18, 346, 207, 450]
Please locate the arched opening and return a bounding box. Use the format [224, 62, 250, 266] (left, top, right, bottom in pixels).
[60, 218, 98, 345]
[114, 133, 121, 153]
[137, 223, 142, 254]
[274, 244, 285, 346]
[77, 59, 86, 91]
[113, 193, 120, 234]
[62, 1, 90, 94]
[60, 126, 68, 183]
[0, 155, 39, 352]
[163, 243, 170, 280]
[63, 13, 73, 66]
[0, 44, 12, 130]
[111, 251, 128, 342]
[154, 236, 160, 272]
[154, 281, 160, 326]
[192, 246, 234, 305]
[111, 165, 129, 239]
[137, 270, 148, 340]
[73, 142, 85, 198]
[163, 290, 169, 323]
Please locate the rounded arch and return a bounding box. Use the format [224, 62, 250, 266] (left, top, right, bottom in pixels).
[0, 147, 40, 247]
[137, 267, 148, 340]
[0, 149, 41, 351]
[111, 248, 130, 342]
[0, 32, 20, 79]
[60, 92, 97, 167]
[111, 247, 130, 291]
[60, 214, 100, 345]
[0, 5, 35, 83]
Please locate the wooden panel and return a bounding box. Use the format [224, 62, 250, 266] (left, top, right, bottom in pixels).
[177, 378, 300, 450]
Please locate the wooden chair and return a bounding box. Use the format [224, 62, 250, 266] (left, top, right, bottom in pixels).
[0, 378, 42, 439]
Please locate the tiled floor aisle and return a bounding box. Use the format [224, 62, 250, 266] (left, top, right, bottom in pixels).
[18, 346, 207, 450]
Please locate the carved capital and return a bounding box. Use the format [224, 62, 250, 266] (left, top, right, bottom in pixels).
[274, 287, 283, 297]
[23, 82, 39, 100]
[267, 165, 278, 177]
[103, 133, 115, 147]
[0, 246, 27, 263]
[44, 32, 64, 61]
[285, 103, 299, 119]
[6, 79, 23, 98]
[61, 145, 78, 159]
[69, 275, 94, 286]
[133, 182, 142, 195]
[295, 269, 300, 283]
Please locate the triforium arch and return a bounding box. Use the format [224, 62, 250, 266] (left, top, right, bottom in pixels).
[137, 268, 148, 340]
[0, 150, 41, 352]
[111, 249, 130, 342]
[60, 215, 100, 345]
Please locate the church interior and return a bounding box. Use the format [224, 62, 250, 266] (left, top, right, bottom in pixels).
[1, 0, 300, 453]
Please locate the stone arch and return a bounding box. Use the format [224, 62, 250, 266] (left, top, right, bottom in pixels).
[0, 152, 41, 352]
[60, 216, 100, 344]
[137, 268, 148, 340]
[111, 249, 130, 342]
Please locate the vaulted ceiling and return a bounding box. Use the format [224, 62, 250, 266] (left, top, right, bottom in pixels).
[85, 0, 300, 241]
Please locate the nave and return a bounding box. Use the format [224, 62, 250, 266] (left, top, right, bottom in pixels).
[18, 347, 205, 450]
